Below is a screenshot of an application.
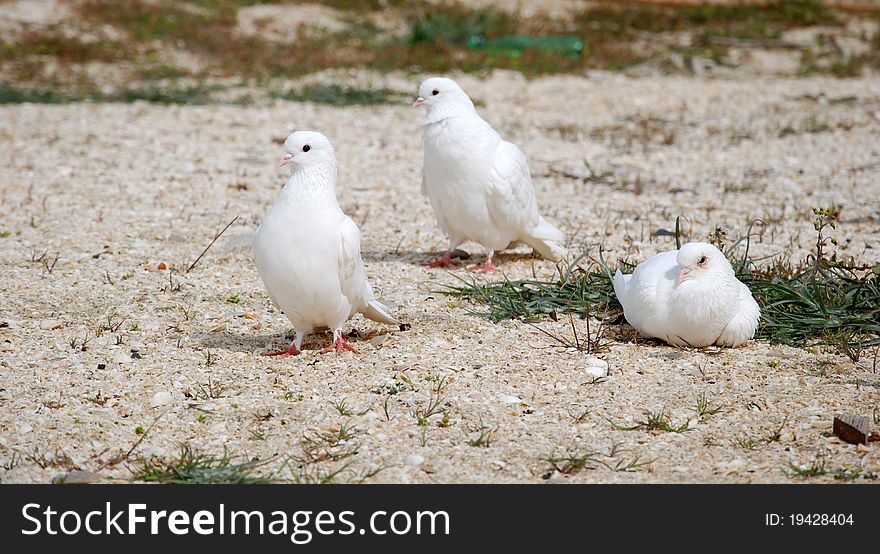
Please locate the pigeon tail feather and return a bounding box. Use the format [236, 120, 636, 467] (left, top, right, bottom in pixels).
[521, 217, 566, 261]
[613, 269, 630, 302]
[715, 283, 760, 347]
[362, 299, 400, 325]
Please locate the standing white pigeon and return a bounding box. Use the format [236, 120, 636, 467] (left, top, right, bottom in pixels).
[613, 242, 760, 347]
[253, 131, 398, 356]
[413, 77, 565, 272]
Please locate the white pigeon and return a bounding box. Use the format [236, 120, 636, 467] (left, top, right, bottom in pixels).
[613, 242, 760, 348]
[253, 131, 398, 356]
[413, 77, 565, 272]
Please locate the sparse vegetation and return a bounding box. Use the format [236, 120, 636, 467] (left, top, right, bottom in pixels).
[610, 409, 691, 434]
[295, 423, 360, 465]
[0, 0, 871, 103]
[834, 465, 878, 481]
[195, 376, 232, 399]
[273, 84, 406, 106]
[412, 375, 448, 427]
[787, 453, 827, 478]
[543, 442, 651, 477]
[443, 258, 619, 323]
[466, 420, 496, 448]
[131, 444, 274, 484]
[695, 393, 723, 417]
[446, 207, 880, 359]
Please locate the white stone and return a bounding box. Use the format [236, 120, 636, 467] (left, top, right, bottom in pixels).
[404, 454, 424, 467]
[39, 319, 63, 330]
[149, 391, 172, 408]
[501, 394, 522, 404]
[584, 357, 609, 378]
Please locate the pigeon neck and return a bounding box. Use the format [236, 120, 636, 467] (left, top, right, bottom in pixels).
[282, 161, 338, 203]
[423, 100, 476, 125]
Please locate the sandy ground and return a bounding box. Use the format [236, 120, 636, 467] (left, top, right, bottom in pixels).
[1, 71, 879, 483]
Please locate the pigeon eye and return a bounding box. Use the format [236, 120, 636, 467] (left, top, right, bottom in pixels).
[431, 89, 439, 96]
[698, 256, 708, 265]
[302, 145, 310, 152]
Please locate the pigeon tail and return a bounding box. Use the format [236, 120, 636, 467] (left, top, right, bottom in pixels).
[362, 298, 400, 325]
[613, 269, 630, 302]
[521, 217, 566, 261]
[715, 283, 760, 347]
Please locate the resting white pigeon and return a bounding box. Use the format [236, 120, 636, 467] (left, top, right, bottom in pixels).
[253, 131, 398, 356]
[413, 77, 566, 272]
[613, 242, 760, 348]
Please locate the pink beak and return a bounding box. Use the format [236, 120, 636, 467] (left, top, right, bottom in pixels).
[277, 153, 293, 167]
[676, 268, 691, 286]
[411, 97, 425, 108]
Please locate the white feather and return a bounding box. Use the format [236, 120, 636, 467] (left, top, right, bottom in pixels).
[613, 242, 759, 347]
[416, 77, 565, 261]
[253, 131, 398, 352]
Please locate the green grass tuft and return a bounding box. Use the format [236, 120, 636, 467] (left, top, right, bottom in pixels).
[110, 85, 217, 105]
[442, 257, 620, 323]
[0, 83, 68, 104]
[273, 84, 405, 106]
[444, 211, 880, 358]
[610, 409, 691, 434]
[131, 444, 274, 484]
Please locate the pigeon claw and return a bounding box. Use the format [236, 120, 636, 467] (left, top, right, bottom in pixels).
[321, 336, 358, 354]
[467, 261, 495, 273]
[263, 344, 301, 357]
[426, 252, 461, 269]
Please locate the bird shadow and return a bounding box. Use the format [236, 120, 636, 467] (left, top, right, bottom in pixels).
[191, 331, 280, 354]
[362, 249, 539, 268]
[191, 327, 390, 354]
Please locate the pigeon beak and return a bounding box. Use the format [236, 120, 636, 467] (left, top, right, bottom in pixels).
[411, 96, 425, 108]
[277, 153, 294, 167]
[676, 268, 691, 286]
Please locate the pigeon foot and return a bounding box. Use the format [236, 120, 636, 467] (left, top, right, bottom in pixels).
[426, 252, 461, 269]
[263, 344, 301, 357]
[321, 335, 358, 354]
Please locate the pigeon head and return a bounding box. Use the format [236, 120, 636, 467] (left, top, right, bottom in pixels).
[675, 242, 731, 286]
[278, 131, 336, 170]
[412, 77, 475, 116]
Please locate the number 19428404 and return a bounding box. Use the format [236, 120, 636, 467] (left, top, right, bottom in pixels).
[765, 513, 854, 526]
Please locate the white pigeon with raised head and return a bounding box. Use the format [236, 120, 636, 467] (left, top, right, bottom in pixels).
[253, 131, 398, 356]
[613, 242, 760, 347]
[413, 77, 565, 272]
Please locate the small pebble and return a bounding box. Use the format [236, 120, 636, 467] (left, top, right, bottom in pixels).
[369, 335, 388, 347]
[405, 454, 424, 467]
[53, 470, 101, 484]
[149, 391, 172, 408]
[584, 357, 609, 378]
[501, 394, 522, 404]
[39, 319, 63, 330]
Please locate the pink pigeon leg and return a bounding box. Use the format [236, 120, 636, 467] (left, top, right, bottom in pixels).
[321, 329, 358, 354]
[263, 344, 301, 357]
[262, 330, 304, 357]
[468, 250, 495, 273]
[426, 251, 461, 269]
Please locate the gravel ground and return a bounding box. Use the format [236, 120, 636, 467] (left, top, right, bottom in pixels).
[1, 71, 879, 483]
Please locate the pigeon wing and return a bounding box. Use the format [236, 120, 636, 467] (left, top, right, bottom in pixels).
[715, 281, 760, 347]
[338, 215, 399, 325]
[338, 215, 372, 310]
[486, 140, 541, 236]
